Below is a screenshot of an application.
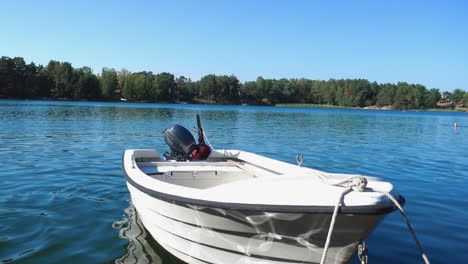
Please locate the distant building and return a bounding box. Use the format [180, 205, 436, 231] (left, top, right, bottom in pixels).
[440, 94, 450, 102]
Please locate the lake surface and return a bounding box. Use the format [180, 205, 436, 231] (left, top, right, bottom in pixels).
[1, 99, 467, 264]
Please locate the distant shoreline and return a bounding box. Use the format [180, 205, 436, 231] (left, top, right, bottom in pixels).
[1, 98, 467, 113]
[275, 103, 468, 112]
[2, 56, 467, 112]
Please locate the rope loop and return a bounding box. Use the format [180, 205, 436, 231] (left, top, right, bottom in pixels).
[328, 175, 368, 191]
[319, 174, 431, 264]
[350, 176, 367, 192]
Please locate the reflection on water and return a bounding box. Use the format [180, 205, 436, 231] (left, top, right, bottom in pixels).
[113, 203, 188, 264]
[113, 203, 162, 264]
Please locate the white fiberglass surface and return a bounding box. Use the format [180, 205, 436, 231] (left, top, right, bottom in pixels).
[126, 149, 396, 207]
[137, 161, 257, 189]
[128, 183, 379, 264]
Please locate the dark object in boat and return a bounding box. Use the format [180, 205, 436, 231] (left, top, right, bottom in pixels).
[163, 115, 211, 161]
[163, 124, 197, 160]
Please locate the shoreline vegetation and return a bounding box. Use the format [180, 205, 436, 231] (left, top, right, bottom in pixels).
[276, 103, 468, 112]
[1, 56, 467, 112]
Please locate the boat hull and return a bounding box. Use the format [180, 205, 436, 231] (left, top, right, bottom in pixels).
[128, 183, 383, 264]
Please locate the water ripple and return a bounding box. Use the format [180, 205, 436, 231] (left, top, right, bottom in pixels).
[0, 100, 467, 263]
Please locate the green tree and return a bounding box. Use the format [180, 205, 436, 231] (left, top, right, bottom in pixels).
[294, 78, 312, 103]
[0, 57, 21, 97]
[136, 72, 153, 100]
[2, 55, 468, 108]
[239, 81, 258, 104]
[450, 89, 465, 104]
[394, 82, 413, 109]
[185, 79, 199, 101]
[268, 79, 287, 104]
[100, 68, 118, 99]
[0, 57, 14, 96]
[421, 88, 440, 109]
[225, 75, 241, 104]
[1, 57, 53, 99]
[339, 78, 367, 107]
[199, 74, 217, 102]
[73, 67, 101, 99]
[255, 76, 269, 103]
[44, 60, 74, 98]
[376, 83, 396, 106]
[11, 57, 28, 98]
[46, 60, 61, 96]
[122, 73, 135, 99]
[122, 72, 153, 100]
[321, 80, 336, 105]
[117, 68, 130, 97]
[175, 76, 192, 101]
[311, 81, 326, 104]
[59, 62, 74, 98]
[214, 75, 240, 104]
[393, 83, 429, 109]
[153, 72, 174, 101]
[27, 64, 53, 98]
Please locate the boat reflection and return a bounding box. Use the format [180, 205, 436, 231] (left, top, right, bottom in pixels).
[113, 203, 185, 264]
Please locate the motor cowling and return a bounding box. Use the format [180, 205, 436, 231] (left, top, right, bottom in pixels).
[163, 115, 212, 161]
[163, 124, 197, 160]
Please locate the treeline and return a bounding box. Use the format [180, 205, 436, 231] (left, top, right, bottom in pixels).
[1, 56, 467, 109]
[243, 77, 463, 109]
[0, 57, 101, 100]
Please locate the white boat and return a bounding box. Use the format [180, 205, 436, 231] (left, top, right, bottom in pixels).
[122, 116, 403, 264]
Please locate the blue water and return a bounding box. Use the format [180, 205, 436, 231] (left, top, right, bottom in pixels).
[0, 100, 467, 264]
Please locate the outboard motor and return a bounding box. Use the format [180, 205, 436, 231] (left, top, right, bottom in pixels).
[163, 124, 197, 160]
[163, 115, 212, 161]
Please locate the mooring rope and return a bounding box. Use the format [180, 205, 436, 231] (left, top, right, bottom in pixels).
[368, 186, 431, 264]
[319, 186, 352, 264]
[202, 130, 214, 150]
[319, 175, 430, 264]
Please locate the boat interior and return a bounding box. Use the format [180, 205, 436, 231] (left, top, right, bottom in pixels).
[132, 116, 318, 190]
[132, 115, 292, 189]
[136, 158, 281, 189]
[128, 148, 396, 207]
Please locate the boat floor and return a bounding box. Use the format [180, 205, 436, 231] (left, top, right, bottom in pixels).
[138, 161, 261, 189]
[135, 160, 393, 207]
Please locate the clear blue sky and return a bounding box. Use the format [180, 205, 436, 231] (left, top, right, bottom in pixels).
[1, 0, 467, 91]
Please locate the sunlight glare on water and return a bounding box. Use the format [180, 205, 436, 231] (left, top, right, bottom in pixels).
[0, 100, 467, 263]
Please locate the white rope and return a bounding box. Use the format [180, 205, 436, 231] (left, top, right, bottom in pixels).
[202, 130, 214, 150]
[319, 176, 431, 264]
[369, 187, 431, 264]
[325, 175, 368, 191]
[319, 186, 351, 264]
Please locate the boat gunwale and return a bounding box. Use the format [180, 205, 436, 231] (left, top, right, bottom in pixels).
[122, 153, 405, 215]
